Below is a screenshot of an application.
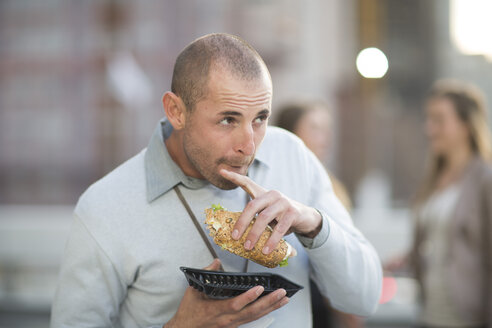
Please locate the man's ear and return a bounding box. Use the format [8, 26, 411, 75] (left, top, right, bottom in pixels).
[163, 92, 187, 130]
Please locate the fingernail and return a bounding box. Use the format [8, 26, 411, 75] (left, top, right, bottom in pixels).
[256, 286, 264, 296]
[232, 229, 239, 239]
[244, 240, 251, 250]
[277, 289, 286, 300]
[262, 246, 269, 254]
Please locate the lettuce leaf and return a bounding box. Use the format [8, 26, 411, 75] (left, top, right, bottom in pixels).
[211, 204, 225, 212]
[278, 258, 289, 267]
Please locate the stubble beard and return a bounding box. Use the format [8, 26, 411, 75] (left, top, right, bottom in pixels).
[183, 134, 254, 190]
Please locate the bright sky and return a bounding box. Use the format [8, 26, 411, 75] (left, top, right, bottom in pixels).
[451, 0, 492, 61]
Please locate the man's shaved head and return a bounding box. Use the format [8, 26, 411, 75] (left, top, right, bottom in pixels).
[171, 33, 270, 111]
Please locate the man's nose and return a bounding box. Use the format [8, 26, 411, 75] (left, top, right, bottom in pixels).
[235, 125, 255, 156]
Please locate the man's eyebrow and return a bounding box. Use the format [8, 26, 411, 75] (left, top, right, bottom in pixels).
[217, 109, 270, 117]
[257, 109, 270, 116]
[218, 111, 242, 116]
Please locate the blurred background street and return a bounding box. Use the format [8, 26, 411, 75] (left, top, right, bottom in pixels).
[1, 0, 492, 327]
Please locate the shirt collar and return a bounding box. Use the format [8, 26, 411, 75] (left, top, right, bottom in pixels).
[144, 118, 269, 203]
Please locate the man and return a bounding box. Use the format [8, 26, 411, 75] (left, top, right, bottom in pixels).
[51, 33, 382, 328]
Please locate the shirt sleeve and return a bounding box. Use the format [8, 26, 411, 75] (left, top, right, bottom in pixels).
[301, 151, 383, 317]
[50, 214, 126, 328]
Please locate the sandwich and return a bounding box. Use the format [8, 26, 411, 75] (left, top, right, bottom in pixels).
[204, 204, 296, 268]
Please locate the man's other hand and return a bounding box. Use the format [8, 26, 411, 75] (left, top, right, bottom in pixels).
[164, 259, 289, 328]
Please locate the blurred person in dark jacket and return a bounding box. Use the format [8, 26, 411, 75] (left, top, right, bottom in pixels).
[387, 80, 492, 327]
[276, 102, 351, 211]
[276, 101, 361, 328]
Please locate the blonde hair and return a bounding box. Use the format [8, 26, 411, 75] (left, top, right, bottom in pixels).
[417, 79, 492, 202]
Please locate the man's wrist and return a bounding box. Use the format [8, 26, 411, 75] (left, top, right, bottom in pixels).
[296, 210, 330, 249]
[298, 207, 323, 238]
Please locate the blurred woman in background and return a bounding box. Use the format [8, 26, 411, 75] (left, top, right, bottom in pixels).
[276, 101, 351, 210]
[276, 101, 358, 328]
[389, 80, 492, 327]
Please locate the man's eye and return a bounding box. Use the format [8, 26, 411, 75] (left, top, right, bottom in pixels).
[254, 115, 268, 124]
[219, 117, 235, 125]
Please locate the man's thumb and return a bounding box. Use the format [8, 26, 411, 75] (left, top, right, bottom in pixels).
[203, 258, 222, 271]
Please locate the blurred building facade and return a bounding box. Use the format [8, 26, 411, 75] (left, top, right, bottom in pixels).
[2, 1, 491, 208]
[0, 0, 356, 205]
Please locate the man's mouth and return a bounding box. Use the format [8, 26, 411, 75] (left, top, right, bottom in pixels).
[222, 163, 250, 174]
[227, 164, 247, 171]
[216, 156, 254, 175]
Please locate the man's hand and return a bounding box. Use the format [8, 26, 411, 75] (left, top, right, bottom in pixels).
[219, 169, 322, 255]
[165, 259, 289, 328]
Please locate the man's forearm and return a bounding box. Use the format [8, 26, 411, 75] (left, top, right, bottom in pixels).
[306, 215, 382, 317]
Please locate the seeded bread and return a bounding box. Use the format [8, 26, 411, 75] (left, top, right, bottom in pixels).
[204, 208, 293, 268]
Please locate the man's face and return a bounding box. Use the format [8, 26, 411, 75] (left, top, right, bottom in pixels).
[182, 67, 272, 189]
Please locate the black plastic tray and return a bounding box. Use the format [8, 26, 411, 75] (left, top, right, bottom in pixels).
[180, 267, 303, 300]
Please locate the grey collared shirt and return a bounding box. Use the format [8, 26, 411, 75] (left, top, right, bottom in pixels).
[51, 119, 382, 328]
